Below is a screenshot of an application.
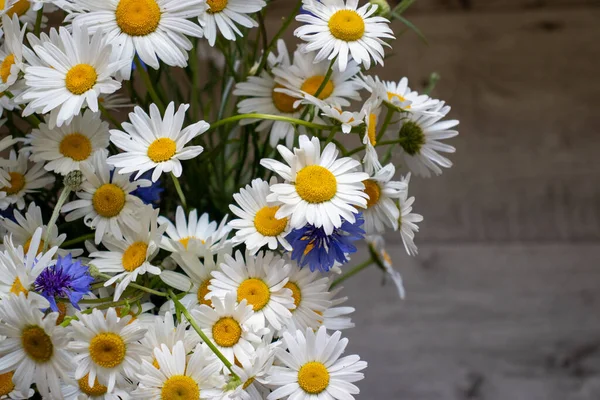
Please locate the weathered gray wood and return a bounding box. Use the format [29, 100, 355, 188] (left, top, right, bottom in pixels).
[342, 243, 600, 399]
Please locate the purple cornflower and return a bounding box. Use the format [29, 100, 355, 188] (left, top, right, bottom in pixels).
[286, 213, 365, 273]
[34, 254, 94, 311]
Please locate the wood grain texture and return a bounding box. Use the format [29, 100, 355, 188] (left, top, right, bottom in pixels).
[342, 243, 600, 399]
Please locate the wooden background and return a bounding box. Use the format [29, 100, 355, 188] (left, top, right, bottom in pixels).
[272, 0, 600, 398]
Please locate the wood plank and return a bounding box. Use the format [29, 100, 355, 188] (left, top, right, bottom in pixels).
[341, 243, 600, 399]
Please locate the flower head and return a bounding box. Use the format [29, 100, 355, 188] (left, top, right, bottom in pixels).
[34, 253, 93, 311]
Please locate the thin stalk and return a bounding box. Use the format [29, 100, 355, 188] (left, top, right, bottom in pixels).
[377, 106, 395, 143]
[128, 282, 167, 297]
[34, 8, 43, 36]
[99, 104, 122, 130]
[170, 173, 188, 211]
[330, 259, 373, 289]
[43, 187, 71, 252]
[62, 233, 94, 248]
[209, 113, 331, 132]
[299, 58, 336, 121]
[134, 57, 165, 112]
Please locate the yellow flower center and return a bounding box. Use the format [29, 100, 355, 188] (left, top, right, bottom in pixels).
[65, 64, 97, 95]
[237, 278, 270, 311]
[0, 54, 15, 83]
[196, 280, 212, 307]
[92, 183, 126, 218]
[363, 180, 380, 208]
[1, 172, 25, 195]
[89, 332, 126, 369]
[147, 138, 177, 163]
[23, 237, 45, 255]
[4, 0, 30, 17]
[21, 325, 54, 363]
[59, 133, 92, 161]
[115, 0, 161, 36]
[56, 302, 68, 325]
[254, 206, 288, 237]
[10, 277, 28, 296]
[0, 371, 14, 397]
[387, 92, 406, 103]
[295, 165, 337, 204]
[272, 84, 301, 114]
[122, 241, 148, 272]
[328, 9, 365, 42]
[301, 76, 334, 100]
[284, 282, 301, 309]
[78, 374, 108, 397]
[212, 317, 242, 348]
[161, 375, 200, 400]
[367, 113, 377, 146]
[242, 377, 255, 390]
[298, 362, 330, 394]
[207, 0, 227, 13]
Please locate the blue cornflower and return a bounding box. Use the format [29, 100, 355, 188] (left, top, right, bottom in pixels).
[287, 213, 365, 273]
[131, 171, 164, 206]
[34, 254, 94, 311]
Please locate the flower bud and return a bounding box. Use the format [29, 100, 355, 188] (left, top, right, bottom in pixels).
[370, 0, 391, 18]
[63, 170, 83, 191]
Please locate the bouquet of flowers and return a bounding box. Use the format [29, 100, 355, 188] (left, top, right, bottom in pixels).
[0, 0, 460, 398]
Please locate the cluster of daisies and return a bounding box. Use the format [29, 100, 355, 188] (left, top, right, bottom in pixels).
[0, 0, 460, 398]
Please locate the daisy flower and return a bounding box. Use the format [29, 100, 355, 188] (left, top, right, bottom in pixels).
[140, 312, 199, 363]
[158, 205, 229, 255]
[295, 0, 394, 71]
[0, 227, 58, 307]
[268, 327, 367, 400]
[320, 286, 355, 331]
[397, 173, 423, 256]
[108, 102, 208, 182]
[0, 368, 32, 400]
[0, 135, 17, 187]
[233, 40, 299, 148]
[359, 74, 441, 114]
[199, 0, 266, 47]
[303, 94, 364, 134]
[0, 0, 45, 26]
[273, 48, 362, 108]
[60, 374, 130, 400]
[209, 250, 295, 330]
[61, 152, 151, 244]
[63, 0, 205, 79]
[367, 234, 405, 299]
[67, 307, 149, 393]
[1, 201, 82, 257]
[18, 24, 125, 127]
[26, 109, 110, 175]
[361, 163, 406, 234]
[132, 341, 224, 400]
[0, 15, 26, 93]
[89, 206, 166, 301]
[228, 177, 292, 255]
[191, 292, 264, 367]
[0, 293, 72, 399]
[391, 101, 460, 177]
[226, 344, 277, 400]
[0, 150, 55, 210]
[361, 91, 383, 174]
[261, 135, 369, 235]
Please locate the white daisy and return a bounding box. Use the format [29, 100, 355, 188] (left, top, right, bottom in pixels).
[360, 91, 383, 174]
[60, 375, 130, 400]
[199, 0, 266, 47]
[209, 250, 295, 331]
[67, 307, 150, 393]
[131, 341, 224, 400]
[233, 40, 299, 148]
[0, 15, 26, 92]
[89, 206, 166, 301]
[0, 293, 72, 399]
[25, 109, 109, 175]
[303, 94, 363, 134]
[0, 367, 32, 400]
[61, 152, 151, 244]
[0, 201, 82, 257]
[320, 286, 355, 331]
[18, 24, 125, 127]
[62, 0, 204, 79]
[228, 177, 292, 255]
[140, 311, 199, 363]
[366, 234, 405, 299]
[0, 228, 57, 307]
[268, 326, 367, 400]
[191, 292, 264, 367]
[0, 135, 18, 186]
[295, 0, 394, 71]
[397, 173, 423, 256]
[260, 135, 369, 235]
[0, 150, 55, 210]
[158, 205, 232, 256]
[361, 163, 406, 234]
[0, 0, 45, 26]
[108, 102, 208, 182]
[273, 47, 362, 108]
[225, 344, 277, 400]
[390, 101, 460, 177]
[359, 74, 441, 114]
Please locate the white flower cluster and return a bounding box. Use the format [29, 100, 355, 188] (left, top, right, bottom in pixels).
[0, 0, 460, 398]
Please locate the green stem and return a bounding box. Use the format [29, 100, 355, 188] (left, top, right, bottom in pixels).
[34, 8, 43, 36]
[377, 106, 395, 143]
[168, 290, 239, 378]
[43, 187, 71, 252]
[209, 113, 331, 132]
[134, 57, 165, 112]
[424, 72, 441, 95]
[99, 104, 123, 130]
[60, 293, 145, 326]
[128, 282, 167, 297]
[170, 173, 188, 211]
[299, 58, 336, 121]
[62, 233, 94, 248]
[331, 259, 373, 289]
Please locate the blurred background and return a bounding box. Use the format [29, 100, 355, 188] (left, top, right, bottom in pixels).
[272, 0, 600, 398]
